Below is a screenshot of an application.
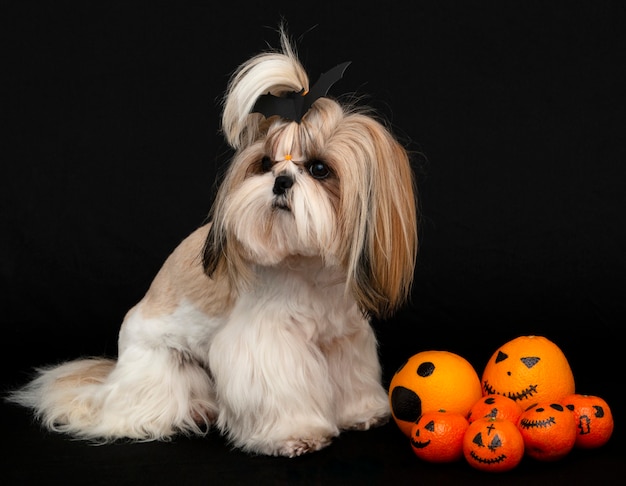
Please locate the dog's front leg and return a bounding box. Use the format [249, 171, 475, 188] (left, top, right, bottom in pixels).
[208, 306, 340, 457]
[325, 320, 391, 431]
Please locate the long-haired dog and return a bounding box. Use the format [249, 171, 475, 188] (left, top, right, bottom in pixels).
[8, 29, 418, 457]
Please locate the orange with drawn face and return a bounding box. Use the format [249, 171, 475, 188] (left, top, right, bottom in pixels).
[481, 335, 575, 406]
[467, 394, 524, 424]
[463, 417, 525, 473]
[517, 402, 577, 461]
[561, 394, 614, 449]
[389, 350, 482, 436]
[409, 409, 469, 463]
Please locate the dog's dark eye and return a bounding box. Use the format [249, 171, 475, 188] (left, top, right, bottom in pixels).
[261, 156, 273, 173]
[307, 160, 330, 179]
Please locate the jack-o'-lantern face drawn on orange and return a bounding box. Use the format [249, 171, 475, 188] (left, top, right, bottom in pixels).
[462, 418, 525, 472]
[410, 410, 469, 463]
[467, 394, 523, 424]
[561, 394, 614, 449]
[517, 402, 576, 461]
[481, 335, 575, 405]
[389, 350, 481, 436]
[468, 422, 505, 463]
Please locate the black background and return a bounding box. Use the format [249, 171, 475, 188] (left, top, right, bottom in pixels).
[2, 2, 625, 484]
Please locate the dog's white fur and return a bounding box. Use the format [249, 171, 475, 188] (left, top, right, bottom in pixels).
[8, 29, 418, 457]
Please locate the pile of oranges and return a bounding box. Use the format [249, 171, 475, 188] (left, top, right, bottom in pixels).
[389, 335, 614, 473]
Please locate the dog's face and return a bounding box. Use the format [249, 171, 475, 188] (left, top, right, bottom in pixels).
[211, 108, 343, 267]
[203, 44, 418, 319]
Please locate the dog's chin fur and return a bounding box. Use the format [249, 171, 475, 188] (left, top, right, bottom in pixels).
[7, 28, 418, 457]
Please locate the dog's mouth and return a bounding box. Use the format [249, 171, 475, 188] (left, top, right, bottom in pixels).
[272, 198, 291, 211]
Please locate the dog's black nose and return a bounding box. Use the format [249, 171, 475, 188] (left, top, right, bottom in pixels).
[273, 175, 294, 195]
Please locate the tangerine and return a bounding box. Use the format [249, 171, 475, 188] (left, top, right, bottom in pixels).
[389, 350, 482, 436]
[409, 409, 469, 463]
[561, 393, 614, 449]
[517, 402, 576, 461]
[463, 417, 525, 473]
[467, 395, 524, 424]
[481, 335, 575, 406]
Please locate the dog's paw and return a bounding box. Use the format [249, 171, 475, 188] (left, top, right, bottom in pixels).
[275, 436, 333, 458]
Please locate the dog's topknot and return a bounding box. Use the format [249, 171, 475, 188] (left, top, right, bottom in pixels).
[221, 27, 309, 150]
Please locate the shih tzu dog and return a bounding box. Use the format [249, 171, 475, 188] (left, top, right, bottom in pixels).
[8, 29, 418, 457]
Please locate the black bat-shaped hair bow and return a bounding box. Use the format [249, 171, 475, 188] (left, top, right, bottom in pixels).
[252, 61, 351, 123]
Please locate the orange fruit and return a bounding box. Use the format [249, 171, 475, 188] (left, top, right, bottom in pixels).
[409, 409, 469, 463]
[481, 335, 575, 406]
[389, 350, 482, 436]
[561, 393, 614, 449]
[517, 402, 577, 461]
[463, 417, 525, 473]
[467, 395, 524, 424]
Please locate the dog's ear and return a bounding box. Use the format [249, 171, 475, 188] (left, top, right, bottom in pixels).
[202, 221, 257, 294]
[202, 207, 255, 290]
[344, 116, 419, 319]
[202, 221, 225, 278]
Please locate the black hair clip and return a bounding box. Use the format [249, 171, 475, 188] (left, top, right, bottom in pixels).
[252, 61, 351, 123]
